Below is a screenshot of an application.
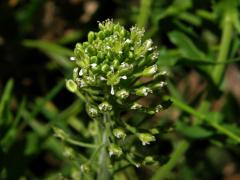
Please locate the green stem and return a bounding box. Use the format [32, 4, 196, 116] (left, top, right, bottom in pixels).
[66, 138, 98, 149]
[167, 96, 240, 143]
[137, 0, 152, 28]
[151, 140, 189, 180]
[97, 113, 111, 180]
[212, 11, 233, 85]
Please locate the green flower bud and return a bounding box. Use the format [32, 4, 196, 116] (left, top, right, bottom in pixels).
[73, 67, 79, 80]
[88, 31, 95, 42]
[86, 105, 99, 118]
[113, 59, 120, 68]
[80, 164, 90, 173]
[97, 51, 104, 59]
[135, 87, 153, 96]
[107, 72, 120, 86]
[83, 42, 89, 48]
[118, 62, 133, 75]
[155, 104, 163, 113]
[138, 133, 156, 146]
[150, 128, 159, 135]
[113, 128, 126, 139]
[131, 102, 143, 110]
[90, 56, 98, 63]
[63, 147, 75, 159]
[143, 156, 155, 165]
[98, 101, 112, 112]
[108, 144, 122, 157]
[98, 31, 105, 40]
[101, 64, 110, 72]
[74, 43, 84, 58]
[116, 89, 129, 99]
[88, 122, 98, 136]
[142, 64, 158, 76]
[66, 79, 78, 93]
[53, 127, 69, 140]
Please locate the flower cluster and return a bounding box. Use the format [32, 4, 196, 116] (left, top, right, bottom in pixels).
[67, 20, 168, 116]
[66, 20, 170, 167]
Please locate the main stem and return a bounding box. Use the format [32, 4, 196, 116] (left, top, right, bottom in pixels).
[97, 113, 111, 180]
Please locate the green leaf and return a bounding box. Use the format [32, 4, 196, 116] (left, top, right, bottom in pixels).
[0, 79, 14, 122]
[176, 121, 213, 139]
[168, 31, 207, 60]
[22, 40, 73, 69]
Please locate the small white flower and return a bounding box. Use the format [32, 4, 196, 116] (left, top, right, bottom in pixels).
[159, 81, 167, 87]
[70, 56, 76, 61]
[125, 39, 131, 44]
[111, 85, 115, 95]
[90, 63, 97, 69]
[79, 69, 83, 76]
[121, 75, 127, 80]
[100, 76, 106, 81]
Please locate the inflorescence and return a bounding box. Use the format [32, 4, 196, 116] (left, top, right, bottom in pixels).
[66, 19, 170, 166]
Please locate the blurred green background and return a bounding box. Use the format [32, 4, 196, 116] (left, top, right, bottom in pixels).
[0, 0, 240, 179]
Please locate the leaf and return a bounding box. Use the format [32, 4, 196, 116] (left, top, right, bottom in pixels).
[176, 121, 213, 139]
[168, 31, 207, 60]
[22, 40, 74, 69]
[0, 79, 14, 122]
[157, 49, 179, 66]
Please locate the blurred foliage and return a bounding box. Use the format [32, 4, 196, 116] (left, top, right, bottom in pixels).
[0, 0, 240, 179]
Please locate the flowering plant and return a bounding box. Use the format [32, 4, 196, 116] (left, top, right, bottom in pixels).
[64, 20, 171, 179]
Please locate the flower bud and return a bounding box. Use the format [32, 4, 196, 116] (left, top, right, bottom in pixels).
[138, 133, 156, 146]
[113, 59, 120, 68]
[98, 31, 105, 40]
[98, 101, 112, 112]
[116, 89, 129, 99]
[155, 104, 163, 113]
[80, 164, 90, 173]
[66, 79, 78, 93]
[63, 147, 75, 159]
[142, 64, 158, 76]
[86, 105, 99, 118]
[113, 128, 126, 139]
[74, 43, 84, 58]
[130, 102, 143, 110]
[101, 64, 110, 72]
[53, 127, 69, 140]
[143, 156, 155, 165]
[90, 56, 98, 63]
[88, 31, 95, 42]
[118, 62, 133, 75]
[108, 144, 123, 157]
[73, 67, 79, 80]
[135, 87, 152, 96]
[150, 128, 159, 135]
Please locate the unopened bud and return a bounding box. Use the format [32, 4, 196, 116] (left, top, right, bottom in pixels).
[88, 31, 95, 42]
[80, 164, 90, 173]
[142, 64, 158, 76]
[155, 104, 163, 113]
[135, 87, 152, 96]
[138, 133, 156, 146]
[108, 144, 123, 157]
[143, 156, 155, 165]
[98, 101, 112, 112]
[86, 105, 99, 118]
[113, 128, 126, 139]
[63, 147, 75, 159]
[131, 102, 143, 110]
[116, 89, 129, 99]
[66, 79, 78, 93]
[53, 127, 69, 140]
